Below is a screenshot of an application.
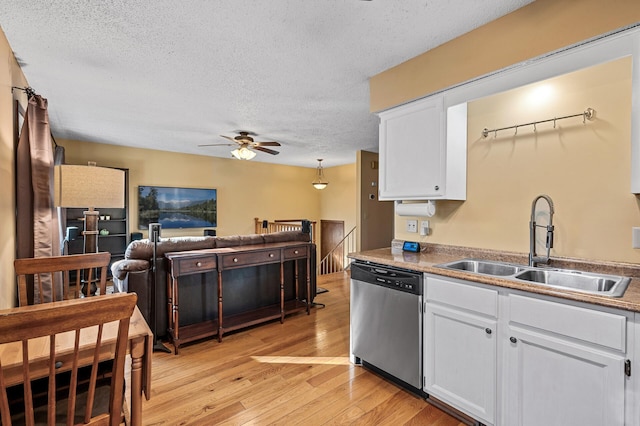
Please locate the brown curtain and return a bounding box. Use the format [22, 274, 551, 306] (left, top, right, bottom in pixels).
[15, 94, 61, 303]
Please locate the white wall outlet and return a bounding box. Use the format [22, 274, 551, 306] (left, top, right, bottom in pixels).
[633, 227, 640, 249]
[406, 219, 418, 233]
[420, 220, 430, 236]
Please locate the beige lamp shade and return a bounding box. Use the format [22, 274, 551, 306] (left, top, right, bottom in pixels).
[54, 164, 125, 208]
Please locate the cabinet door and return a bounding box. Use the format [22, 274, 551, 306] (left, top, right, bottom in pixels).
[424, 303, 496, 425]
[503, 326, 626, 426]
[378, 96, 444, 200]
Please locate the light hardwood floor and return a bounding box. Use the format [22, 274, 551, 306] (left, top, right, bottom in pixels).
[140, 272, 465, 425]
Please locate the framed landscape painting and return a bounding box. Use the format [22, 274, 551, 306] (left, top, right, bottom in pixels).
[138, 186, 217, 229]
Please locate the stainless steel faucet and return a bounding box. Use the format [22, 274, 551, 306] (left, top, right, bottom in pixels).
[529, 194, 555, 267]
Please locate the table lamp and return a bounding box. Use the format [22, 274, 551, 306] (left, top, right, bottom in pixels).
[54, 162, 125, 255]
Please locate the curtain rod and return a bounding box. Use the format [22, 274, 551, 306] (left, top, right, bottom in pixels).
[11, 86, 58, 147]
[11, 86, 36, 99]
[482, 108, 595, 138]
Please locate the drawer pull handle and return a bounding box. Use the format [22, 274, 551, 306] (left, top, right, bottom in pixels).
[294, 250, 299, 254]
[485, 328, 492, 335]
[510, 336, 517, 344]
[233, 258, 238, 263]
[196, 262, 202, 267]
[269, 253, 274, 258]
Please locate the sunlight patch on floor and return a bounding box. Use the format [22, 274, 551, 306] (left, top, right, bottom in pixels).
[251, 356, 351, 365]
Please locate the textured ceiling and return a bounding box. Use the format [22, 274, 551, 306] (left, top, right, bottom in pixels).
[1, 0, 533, 168]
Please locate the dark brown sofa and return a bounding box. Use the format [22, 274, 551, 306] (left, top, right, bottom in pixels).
[111, 231, 316, 339]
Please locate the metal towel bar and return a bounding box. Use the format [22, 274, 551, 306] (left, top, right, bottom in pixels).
[482, 107, 595, 138]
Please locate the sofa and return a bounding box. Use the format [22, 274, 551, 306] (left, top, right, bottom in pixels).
[111, 231, 316, 339]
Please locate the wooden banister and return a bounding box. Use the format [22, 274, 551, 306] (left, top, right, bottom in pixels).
[254, 218, 316, 244]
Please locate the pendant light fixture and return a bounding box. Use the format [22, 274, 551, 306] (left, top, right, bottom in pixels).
[312, 159, 329, 190]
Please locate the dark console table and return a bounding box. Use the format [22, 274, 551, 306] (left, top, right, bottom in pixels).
[165, 242, 312, 354]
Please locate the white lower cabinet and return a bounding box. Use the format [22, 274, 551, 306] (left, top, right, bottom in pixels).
[502, 293, 630, 426]
[423, 274, 636, 426]
[503, 325, 625, 426]
[424, 275, 498, 425]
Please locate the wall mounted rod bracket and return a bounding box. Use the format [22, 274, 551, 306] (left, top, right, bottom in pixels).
[11, 86, 36, 99]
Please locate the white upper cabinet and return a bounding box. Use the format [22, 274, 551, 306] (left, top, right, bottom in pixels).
[378, 97, 467, 201]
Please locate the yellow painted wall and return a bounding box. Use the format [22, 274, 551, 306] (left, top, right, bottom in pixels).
[395, 57, 640, 263]
[316, 162, 357, 252]
[0, 27, 28, 309]
[318, 162, 357, 229]
[370, 0, 640, 112]
[59, 139, 325, 238]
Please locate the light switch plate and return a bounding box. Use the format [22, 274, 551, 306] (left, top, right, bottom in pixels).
[633, 227, 640, 249]
[420, 220, 430, 236]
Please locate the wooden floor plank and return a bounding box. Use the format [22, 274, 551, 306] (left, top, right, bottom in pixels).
[138, 271, 466, 425]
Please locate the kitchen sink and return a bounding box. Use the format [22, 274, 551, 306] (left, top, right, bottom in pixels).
[439, 259, 525, 276]
[514, 269, 630, 297]
[435, 258, 631, 297]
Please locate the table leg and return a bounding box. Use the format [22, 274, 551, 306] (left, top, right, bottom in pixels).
[129, 336, 145, 426]
[172, 276, 180, 355]
[280, 262, 285, 323]
[218, 270, 223, 342]
[294, 260, 300, 302]
[166, 273, 173, 342]
[306, 251, 311, 314]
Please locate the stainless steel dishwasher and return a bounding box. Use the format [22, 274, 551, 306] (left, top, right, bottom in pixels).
[350, 261, 423, 390]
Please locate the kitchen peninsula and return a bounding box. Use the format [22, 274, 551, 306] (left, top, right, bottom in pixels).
[349, 243, 640, 426]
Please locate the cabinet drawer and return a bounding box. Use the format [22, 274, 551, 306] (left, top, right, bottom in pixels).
[426, 276, 498, 317]
[220, 250, 281, 269]
[283, 246, 307, 260]
[170, 255, 217, 276]
[509, 294, 627, 352]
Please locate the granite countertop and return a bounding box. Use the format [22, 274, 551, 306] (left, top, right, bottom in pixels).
[348, 244, 640, 313]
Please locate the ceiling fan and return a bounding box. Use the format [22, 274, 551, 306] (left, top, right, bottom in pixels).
[199, 131, 281, 160]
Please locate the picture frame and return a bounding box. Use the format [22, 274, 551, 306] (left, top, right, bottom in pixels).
[138, 186, 217, 229]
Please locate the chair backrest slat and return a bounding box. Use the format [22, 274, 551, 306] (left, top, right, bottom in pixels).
[0, 293, 137, 425]
[14, 252, 111, 306]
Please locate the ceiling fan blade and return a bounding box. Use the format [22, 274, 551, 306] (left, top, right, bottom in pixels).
[253, 141, 281, 147]
[198, 143, 234, 147]
[253, 146, 280, 155]
[220, 135, 240, 144]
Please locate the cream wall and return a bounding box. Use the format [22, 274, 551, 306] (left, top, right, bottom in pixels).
[395, 57, 640, 263]
[317, 162, 357, 251]
[0, 28, 28, 309]
[59, 139, 325, 238]
[370, 0, 640, 112]
[318, 162, 357, 229]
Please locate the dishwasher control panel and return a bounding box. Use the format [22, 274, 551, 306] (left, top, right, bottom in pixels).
[351, 262, 423, 295]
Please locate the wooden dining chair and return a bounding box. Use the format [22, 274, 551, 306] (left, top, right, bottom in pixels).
[0, 292, 137, 426]
[14, 252, 111, 306]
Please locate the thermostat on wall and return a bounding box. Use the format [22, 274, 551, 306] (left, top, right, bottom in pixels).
[402, 241, 420, 253]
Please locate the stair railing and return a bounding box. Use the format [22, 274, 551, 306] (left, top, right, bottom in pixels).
[254, 218, 316, 243]
[319, 226, 357, 275]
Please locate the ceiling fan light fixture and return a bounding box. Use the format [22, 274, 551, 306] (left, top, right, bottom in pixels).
[312, 159, 329, 190]
[231, 147, 256, 160]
